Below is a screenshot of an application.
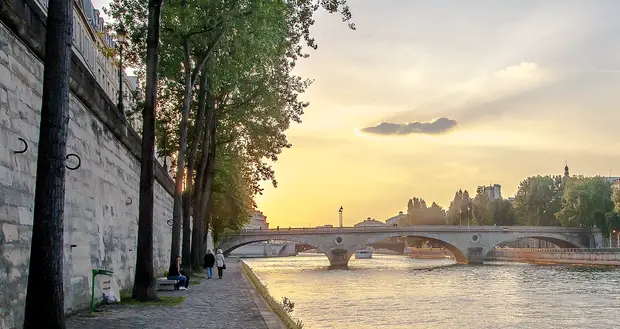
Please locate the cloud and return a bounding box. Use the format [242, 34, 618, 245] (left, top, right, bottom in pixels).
[361, 117, 458, 136]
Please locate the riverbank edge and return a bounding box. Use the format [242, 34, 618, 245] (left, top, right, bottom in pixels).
[240, 261, 303, 329]
[488, 257, 620, 266]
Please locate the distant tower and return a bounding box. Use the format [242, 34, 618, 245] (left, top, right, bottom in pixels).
[563, 161, 570, 182]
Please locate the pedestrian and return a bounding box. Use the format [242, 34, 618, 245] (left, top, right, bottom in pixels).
[215, 249, 226, 279]
[167, 255, 189, 290]
[203, 249, 216, 279]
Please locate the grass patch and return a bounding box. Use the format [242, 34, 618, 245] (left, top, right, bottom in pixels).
[120, 296, 186, 306]
[241, 262, 304, 329]
[188, 273, 206, 281]
[118, 292, 186, 307]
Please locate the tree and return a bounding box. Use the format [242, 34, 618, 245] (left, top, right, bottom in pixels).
[427, 202, 447, 224]
[447, 189, 472, 225]
[613, 187, 620, 213]
[209, 144, 255, 244]
[472, 187, 492, 225]
[188, 0, 356, 263]
[400, 198, 445, 225]
[23, 0, 73, 327]
[514, 175, 563, 226]
[131, 0, 164, 301]
[556, 176, 614, 234]
[488, 199, 517, 226]
[164, 0, 236, 273]
[105, 0, 355, 273]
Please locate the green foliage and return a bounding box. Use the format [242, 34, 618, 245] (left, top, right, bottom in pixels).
[514, 175, 564, 226]
[401, 198, 446, 225]
[281, 297, 295, 313]
[209, 144, 255, 243]
[470, 188, 517, 226]
[556, 176, 614, 234]
[487, 199, 517, 226]
[446, 190, 472, 225]
[613, 187, 620, 213]
[103, 0, 356, 245]
[119, 293, 185, 306]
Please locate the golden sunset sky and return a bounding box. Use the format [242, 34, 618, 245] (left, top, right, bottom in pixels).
[95, 0, 620, 228]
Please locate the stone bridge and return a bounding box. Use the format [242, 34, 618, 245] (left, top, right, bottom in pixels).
[219, 226, 602, 268]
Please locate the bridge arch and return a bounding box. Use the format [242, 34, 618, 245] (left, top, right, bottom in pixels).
[219, 234, 337, 265]
[495, 235, 583, 249]
[361, 233, 467, 263]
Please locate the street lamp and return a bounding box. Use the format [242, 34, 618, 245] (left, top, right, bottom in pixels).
[614, 229, 617, 248]
[467, 205, 471, 227]
[458, 209, 462, 226]
[116, 22, 127, 117]
[338, 206, 343, 228]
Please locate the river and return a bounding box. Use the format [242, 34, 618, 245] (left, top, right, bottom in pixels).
[244, 254, 620, 329]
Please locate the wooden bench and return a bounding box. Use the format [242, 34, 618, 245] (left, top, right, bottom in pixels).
[156, 277, 179, 291]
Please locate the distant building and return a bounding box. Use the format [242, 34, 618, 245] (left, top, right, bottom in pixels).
[507, 197, 516, 206]
[564, 162, 620, 190]
[385, 211, 407, 226]
[603, 177, 620, 190]
[478, 184, 502, 200]
[245, 210, 269, 230]
[354, 218, 387, 227]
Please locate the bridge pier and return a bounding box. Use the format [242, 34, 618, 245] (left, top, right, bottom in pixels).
[466, 247, 485, 265]
[327, 249, 353, 269]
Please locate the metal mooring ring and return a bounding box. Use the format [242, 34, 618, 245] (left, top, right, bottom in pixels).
[13, 138, 28, 154]
[65, 153, 81, 170]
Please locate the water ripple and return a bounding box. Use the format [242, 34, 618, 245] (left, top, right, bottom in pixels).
[245, 254, 620, 329]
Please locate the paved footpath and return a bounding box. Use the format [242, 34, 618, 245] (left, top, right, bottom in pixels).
[67, 260, 286, 329]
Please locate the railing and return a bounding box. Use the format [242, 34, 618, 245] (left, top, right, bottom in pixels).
[237, 225, 595, 235]
[31, 0, 136, 116]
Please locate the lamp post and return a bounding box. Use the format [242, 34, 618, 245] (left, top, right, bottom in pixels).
[614, 229, 617, 248]
[467, 205, 471, 227]
[458, 209, 462, 226]
[116, 22, 127, 117]
[338, 206, 343, 228]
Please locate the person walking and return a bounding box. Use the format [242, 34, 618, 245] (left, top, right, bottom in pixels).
[215, 249, 226, 279]
[203, 249, 216, 279]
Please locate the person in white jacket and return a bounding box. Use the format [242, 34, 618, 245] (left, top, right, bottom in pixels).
[215, 249, 226, 279]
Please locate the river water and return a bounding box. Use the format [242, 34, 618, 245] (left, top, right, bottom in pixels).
[244, 254, 620, 329]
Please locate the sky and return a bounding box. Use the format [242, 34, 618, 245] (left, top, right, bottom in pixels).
[94, 0, 620, 228]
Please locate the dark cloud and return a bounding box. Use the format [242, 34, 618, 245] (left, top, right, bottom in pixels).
[361, 117, 458, 136]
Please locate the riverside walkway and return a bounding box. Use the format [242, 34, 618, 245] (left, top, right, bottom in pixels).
[67, 261, 285, 329]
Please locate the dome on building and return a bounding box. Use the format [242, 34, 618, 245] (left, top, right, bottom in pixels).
[354, 218, 387, 227]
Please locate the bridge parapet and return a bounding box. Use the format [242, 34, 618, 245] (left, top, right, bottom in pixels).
[220, 226, 601, 268]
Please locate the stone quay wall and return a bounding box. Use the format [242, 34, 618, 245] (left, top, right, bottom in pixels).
[488, 248, 620, 266]
[0, 1, 176, 327]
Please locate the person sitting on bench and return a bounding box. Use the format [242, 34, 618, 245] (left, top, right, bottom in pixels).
[167, 255, 189, 290]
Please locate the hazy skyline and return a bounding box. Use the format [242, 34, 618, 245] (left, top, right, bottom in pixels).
[95, 0, 620, 227]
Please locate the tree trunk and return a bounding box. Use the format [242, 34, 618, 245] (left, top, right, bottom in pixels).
[169, 37, 192, 270]
[181, 190, 191, 270]
[182, 71, 208, 271]
[131, 0, 163, 301]
[23, 0, 73, 327]
[192, 114, 218, 268]
[190, 104, 215, 269]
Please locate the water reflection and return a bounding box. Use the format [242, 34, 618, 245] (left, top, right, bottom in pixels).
[245, 254, 620, 329]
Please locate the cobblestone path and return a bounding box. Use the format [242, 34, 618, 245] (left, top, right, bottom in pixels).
[66, 260, 280, 329]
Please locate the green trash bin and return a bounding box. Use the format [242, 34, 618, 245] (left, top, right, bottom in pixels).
[90, 269, 114, 313]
